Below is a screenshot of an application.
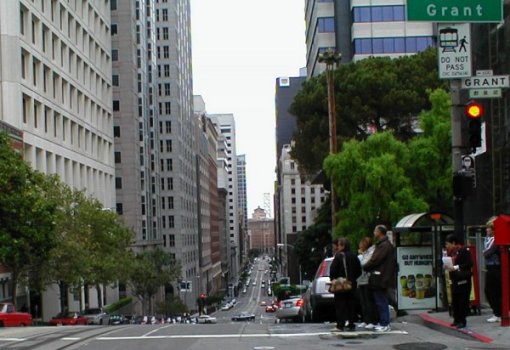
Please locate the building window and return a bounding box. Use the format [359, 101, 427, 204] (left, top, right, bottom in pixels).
[163, 45, 169, 58]
[354, 36, 434, 54]
[111, 24, 118, 35]
[163, 27, 169, 40]
[169, 234, 175, 247]
[116, 203, 123, 214]
[165, 121, 171, 133]
[112, 74, 119, 86]
[353, 5, 405, 23]
[113, 100, 120, 111]
[165, 102, 171, 114]
[168, 215, 175, 228]
[114, 151, 121, 163]
[317, 17, 334, 33]
[115, 177, 122, 189]
[164, 83, 170, 95]
[111, 0, 117, 10]
[162, 9, 168, 21]
[114, 126, 120, 137]
[164, 64, 170, 77]
[112, 49, 118, 61]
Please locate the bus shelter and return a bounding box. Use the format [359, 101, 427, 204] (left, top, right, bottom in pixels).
[394, 212, 454, 311]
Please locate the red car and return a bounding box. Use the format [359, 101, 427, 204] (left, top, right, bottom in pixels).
[265, 305, 276, 313]
[49, 311, 88, 326]
[0, 303, 32, 327]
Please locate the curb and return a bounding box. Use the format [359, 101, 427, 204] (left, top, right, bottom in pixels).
[418, 313, 494, 344]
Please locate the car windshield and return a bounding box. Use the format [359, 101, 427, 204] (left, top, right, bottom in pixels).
[83, 308, 102, 314]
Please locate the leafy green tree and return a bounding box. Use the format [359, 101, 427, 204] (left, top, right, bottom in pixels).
[407, 89, 452, 212]
[324, 132, 429, 242]
[128, 248, 181, 315]
[156, 295, 188, 317]
[290, 48, 445, 174]
[0, 133, 58, 306]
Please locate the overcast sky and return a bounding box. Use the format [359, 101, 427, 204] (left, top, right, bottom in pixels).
[190, 0, 307, 216]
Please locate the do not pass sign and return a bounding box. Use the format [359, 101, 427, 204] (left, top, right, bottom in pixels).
[438, 23, 472, 79]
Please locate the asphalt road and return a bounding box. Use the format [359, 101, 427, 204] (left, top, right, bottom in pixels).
[0, 259, 503, 350]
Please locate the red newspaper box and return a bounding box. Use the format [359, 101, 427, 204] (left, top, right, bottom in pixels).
[494, 215, 510, 245]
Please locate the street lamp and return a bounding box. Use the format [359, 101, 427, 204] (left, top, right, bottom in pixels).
[318, 48, 341, 235]
[276, 243, 302, 287]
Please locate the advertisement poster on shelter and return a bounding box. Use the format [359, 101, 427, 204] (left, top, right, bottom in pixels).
[397, 246, 436, 310]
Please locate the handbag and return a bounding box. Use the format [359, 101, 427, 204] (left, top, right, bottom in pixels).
[328, 254, 353, 293]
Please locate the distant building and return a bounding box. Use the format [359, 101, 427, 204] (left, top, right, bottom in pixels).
[237, 155, 248, 262]
[248, 207, 275, 254]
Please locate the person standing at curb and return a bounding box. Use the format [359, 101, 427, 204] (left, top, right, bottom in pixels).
[483, 216, 501, 323]
[444, 234, 473, 329]
[356, 236, 379, 329]
[329, 237, 362, 331]
[363, 225, 396, 333]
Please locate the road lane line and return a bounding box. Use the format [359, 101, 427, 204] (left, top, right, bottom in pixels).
[62, 337, 81, 340]
[0, 338, 26, 342]
[97, 332, 333, 340]
[142, 324, 175, 337]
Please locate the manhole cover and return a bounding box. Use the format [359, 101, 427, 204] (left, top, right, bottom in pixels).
[394, 343, 447, 350]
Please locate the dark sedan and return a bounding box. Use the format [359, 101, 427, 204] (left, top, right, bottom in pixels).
[231, 312, 255, 321]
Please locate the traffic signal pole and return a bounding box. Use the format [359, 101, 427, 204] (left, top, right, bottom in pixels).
[450, 79, 466, 237]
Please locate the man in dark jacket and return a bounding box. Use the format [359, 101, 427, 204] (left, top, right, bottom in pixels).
[329, 237, 362, 331]
[444, 234, 472, 329]
[363, 225, 396, 332]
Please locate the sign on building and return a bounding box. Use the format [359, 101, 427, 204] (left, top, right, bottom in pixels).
[406, 0, 503, 23]
[438, 23, 472, 79]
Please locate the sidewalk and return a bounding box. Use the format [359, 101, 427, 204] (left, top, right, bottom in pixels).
[408, 308, 510, 345]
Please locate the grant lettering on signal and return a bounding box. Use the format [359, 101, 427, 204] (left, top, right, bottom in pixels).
[427, 4, 483, 18]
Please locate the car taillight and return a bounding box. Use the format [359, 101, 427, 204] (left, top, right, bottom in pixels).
[296, 299, 303, 307]
[317, 261, 328, 277]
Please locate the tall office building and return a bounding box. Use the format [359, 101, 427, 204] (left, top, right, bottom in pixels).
[0, 0, 115, 319]
[154, 0, 199, 306]
[305, 0, 435, 77]
[209, 114, 239, 278]
[112, 0, 161, 252]
[237, 154, 248, 262]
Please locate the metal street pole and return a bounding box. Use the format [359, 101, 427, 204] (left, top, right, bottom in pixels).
[318, 49, 341, 236]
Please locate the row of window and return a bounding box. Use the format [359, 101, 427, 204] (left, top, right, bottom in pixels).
[353, 5, 405, 23]
[354, 36, 434, 55]
[21, 51, 112, 127]
[21, 2, 111, 76]
[22, 93, 112, 162]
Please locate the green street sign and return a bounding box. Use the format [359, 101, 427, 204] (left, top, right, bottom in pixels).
[407, 0, 503, 22]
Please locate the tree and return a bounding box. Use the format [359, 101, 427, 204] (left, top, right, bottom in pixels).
[128, 248, 181, 315]
[407, 89, 452, 213]
[290, 48, 446, 174]
[0, 133, 58, 306]
[324, 132, 429, 242]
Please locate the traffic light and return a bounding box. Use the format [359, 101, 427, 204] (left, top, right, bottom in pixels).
[465, 101, 483, 153]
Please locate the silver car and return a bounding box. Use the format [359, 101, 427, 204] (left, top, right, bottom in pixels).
[275, 296, 304, 322]
[81, 308, 110, 325]
[302, 257, 335, 322]
[197, 315, 217, 324]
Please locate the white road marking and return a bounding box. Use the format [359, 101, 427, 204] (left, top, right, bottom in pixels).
[0, 338, 26, 342]
[62, 337, 81, 340]
[97, 332, 338, 340]
[142, 324, 174, 337]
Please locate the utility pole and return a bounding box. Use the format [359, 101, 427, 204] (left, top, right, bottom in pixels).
[318, 49, 341, 236]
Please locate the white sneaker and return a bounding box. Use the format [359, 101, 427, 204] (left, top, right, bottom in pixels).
[375, 325, 391, 332]
[357, 322, 367, 328]
[487, 316, 501, 323]
[364, 323, 377, 329]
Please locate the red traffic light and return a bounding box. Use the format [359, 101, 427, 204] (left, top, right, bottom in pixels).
[199, 293, 206, 299]
[465, 101, 483, 119]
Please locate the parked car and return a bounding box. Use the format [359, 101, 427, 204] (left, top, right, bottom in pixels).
[302, 257, 335, 322]
[109, 314, 128, 325]
[81, 308, 110, 325]
[231, 312, 255, 321]
[49, 311, 88, 326]
[275, 296, 305, 322]
[0, 303, 32, 327]
[197, 315, 217, 324]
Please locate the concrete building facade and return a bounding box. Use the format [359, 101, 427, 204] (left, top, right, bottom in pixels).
[0, 0, 116, 319]
[237, 154, 248, 262]
[305, 0, 435, 76]
[209, 114, 239, 279]
[248, 207, 275, 254]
